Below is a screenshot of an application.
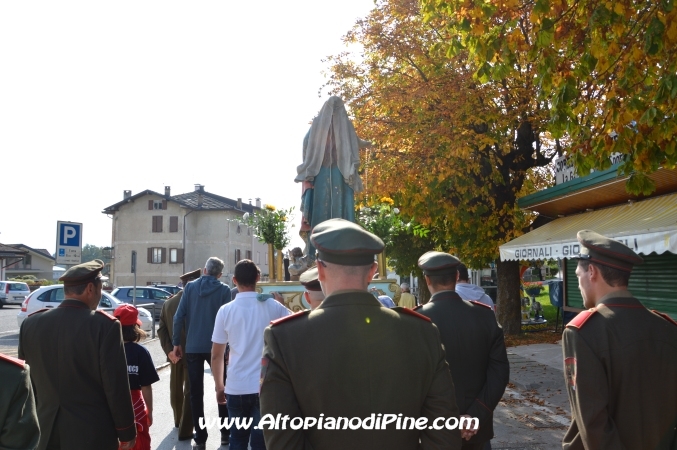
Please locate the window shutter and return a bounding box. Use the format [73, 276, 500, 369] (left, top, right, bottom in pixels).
[147, 248, 152, 263]
[162, 200, 167, 210]
[246, 250, 252, 260]
[158, 216, 163, 232]
[161, 248, 167, 263]
[177, 248, 184, 263]
[148, 200, 153, 210]
[152, 216, 156, 232]
[170, 216, 178, 232]
[235, 249, 241, 264]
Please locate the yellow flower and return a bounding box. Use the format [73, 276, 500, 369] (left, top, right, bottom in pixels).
[264, 204, 276, 211]
[380, 197, 394, 205]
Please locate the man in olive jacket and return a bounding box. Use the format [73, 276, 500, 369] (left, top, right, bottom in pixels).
[562, 230, 677, 449]
[157, 268, 201, 441]
[0, 353, 39, 450]
[261, 219, 461, 450]
[19, 260, 136, 450]
[416, 252, 509, 450]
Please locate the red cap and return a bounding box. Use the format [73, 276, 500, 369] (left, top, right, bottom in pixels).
[113, 304, 142, 326]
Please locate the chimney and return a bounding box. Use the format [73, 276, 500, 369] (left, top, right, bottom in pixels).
[249, 198, 252, 205]
[255, 198, 261, 208]
[124, 190, 132, 199]
[237, 198, 242, 209]
[165, 186, 171, 196]
[194, 184, 204, 192]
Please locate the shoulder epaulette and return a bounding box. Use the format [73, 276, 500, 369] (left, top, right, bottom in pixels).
[566, 309, 597, 329]
[393, 306, 431, 322]
[270, 310, 310, 327]
[27, 308, 49, 317]
[0, 353, 26, 369]
[96, 309, 117, 321]
[469, 300, 492, 309]
[652, 310, 677, 327]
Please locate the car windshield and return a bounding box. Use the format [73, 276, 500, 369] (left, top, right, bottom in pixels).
[9, 283, 29, 291]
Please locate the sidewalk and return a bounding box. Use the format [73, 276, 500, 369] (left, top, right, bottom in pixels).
[141, 339, 571, 450]
[492, 343, 570, 449]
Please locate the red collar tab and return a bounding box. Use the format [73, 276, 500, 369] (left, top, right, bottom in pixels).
[652, 310, 677, 327]
[469, 300, 492, 309]
[270, 310, 310, 327]
[566, 309, 597, 329]
[96, 310, 117, 321]
[394, 306, 431, 322]
[0, 353, 26, 369]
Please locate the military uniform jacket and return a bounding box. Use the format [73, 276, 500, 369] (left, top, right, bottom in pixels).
[158, 291, 186, 359]
[18, 299, 136, 450]
[416, 290, 509, 444]
[260, 290, 462, 450]
[562, 291, 677, 449]
[0, 354, 39, 450]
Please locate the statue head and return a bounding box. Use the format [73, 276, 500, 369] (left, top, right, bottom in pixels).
[290, 247, 303, 262]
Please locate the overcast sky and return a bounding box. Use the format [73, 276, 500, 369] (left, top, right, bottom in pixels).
[0, 1, 373, 254]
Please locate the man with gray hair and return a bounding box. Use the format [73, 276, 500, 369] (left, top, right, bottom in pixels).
[173, 257, 231, 450]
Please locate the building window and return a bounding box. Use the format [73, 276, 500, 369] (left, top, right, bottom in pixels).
[237, 225, 241, 234]
[152, 216, 163, 232]
[169, 216, 178, 232]
[246, 250, 252, 260]
[148, 199, 167, 210]
[256, 251, 260, 264]
[235, 249, 241, 264]
[265, 252, 268, 265]
[148, 247, 166, 264]
[24, 255, 32, 269]
[169, 248, 184, 264]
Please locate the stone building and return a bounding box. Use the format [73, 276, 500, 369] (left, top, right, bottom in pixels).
[102, 185, 269, 287]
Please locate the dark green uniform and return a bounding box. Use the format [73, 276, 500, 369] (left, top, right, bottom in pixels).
[562, 291, 677, 449]
[260, 290, 462, 450]
[18, 300, 136, 450]
[0, 353, 39, 450]
[416, 291, 509, 448]
[157, 290, 193, 439]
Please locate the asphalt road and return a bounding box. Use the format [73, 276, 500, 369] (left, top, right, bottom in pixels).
[0, 305, 22, 357]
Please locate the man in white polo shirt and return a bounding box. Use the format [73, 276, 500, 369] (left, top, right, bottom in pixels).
[211, 259, 290, 450]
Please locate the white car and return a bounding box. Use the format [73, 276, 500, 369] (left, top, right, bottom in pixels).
[17, 285, 153, 332]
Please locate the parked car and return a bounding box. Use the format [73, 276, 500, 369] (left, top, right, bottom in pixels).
[152, 284, 182, 296]
[16, 285, 153, 332]
[110, 286, 171, 319]
[0, 281, 31, 308]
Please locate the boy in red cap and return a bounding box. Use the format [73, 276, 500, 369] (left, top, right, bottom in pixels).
[114, 305, 160, 450]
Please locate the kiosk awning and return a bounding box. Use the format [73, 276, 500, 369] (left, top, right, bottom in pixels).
[500, 193, 677, 261]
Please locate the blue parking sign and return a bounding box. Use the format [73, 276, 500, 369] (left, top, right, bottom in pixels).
[59, 223, 81, 246]
[56, 221, 83, 264]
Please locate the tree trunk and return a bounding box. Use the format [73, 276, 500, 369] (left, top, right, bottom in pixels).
[496, 259, 522, 335]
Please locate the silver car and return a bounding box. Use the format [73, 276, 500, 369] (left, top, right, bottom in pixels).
[17, 285, 153, 332]
[0, 281, 31, 308]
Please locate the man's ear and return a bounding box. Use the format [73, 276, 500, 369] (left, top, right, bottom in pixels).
[317, 262, 326, 282]
[367, 262, 379, 281]
[424, 274, 431, 287]
[256, 273, 261, 282]
[232, 276, 238, 287]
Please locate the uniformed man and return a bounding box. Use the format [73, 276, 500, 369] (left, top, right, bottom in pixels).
[562, 230, 677, 449]
[157, 268, 201, 441]
[299, 266, 324, 310]
[18, 259, 136, 450]
[415, 252, 509, 450]
[260, 218, 461, 450]
[0, 353, 39, 449]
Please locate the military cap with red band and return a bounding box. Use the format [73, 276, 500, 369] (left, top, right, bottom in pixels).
[59, 259, 105, 286]
[572, 230, 643, 273]
[310, 218, 384, 266]
[417, 251, 462, 276]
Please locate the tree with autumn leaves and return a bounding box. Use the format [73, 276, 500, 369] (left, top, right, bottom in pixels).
[324, 0, 553, 333]
[421, 0, 677, 194]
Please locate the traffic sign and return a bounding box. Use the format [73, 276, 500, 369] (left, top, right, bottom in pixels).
[56, 221, 83, 265]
